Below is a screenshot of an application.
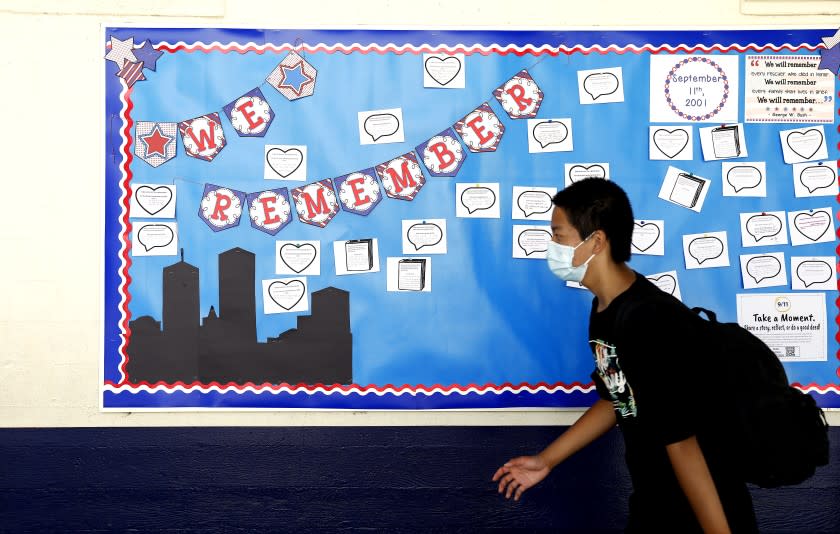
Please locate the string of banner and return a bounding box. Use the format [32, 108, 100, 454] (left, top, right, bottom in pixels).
[124, 40, 551, 235]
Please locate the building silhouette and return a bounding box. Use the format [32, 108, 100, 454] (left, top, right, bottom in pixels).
[126, 247, 353, 385]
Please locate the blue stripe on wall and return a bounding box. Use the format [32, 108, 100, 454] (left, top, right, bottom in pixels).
[1, 427, 838, 532]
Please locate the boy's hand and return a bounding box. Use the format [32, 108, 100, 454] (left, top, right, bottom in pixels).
[491, 455, 550, 501]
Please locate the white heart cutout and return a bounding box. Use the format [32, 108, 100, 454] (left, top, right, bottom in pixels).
[786, 129, 823, 160]
[648, 274, 676, 295]
[266, 148, 304, 178]
[793, 211, 831, 242]
[424, 56, 461, 86]
[135, 185, 173, 216]
[652, 128, 689, 159]
[279, 244, 317, 274]
[268, 280, 305, 310]
[632, 222, 661, 252]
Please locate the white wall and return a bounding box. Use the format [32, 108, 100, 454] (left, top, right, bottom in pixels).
[0, 0, 837, 427]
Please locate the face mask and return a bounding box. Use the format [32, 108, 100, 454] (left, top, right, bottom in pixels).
[546, 233, 596, 283]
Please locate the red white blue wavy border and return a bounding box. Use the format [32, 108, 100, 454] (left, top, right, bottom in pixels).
[108, 39, 840, 399]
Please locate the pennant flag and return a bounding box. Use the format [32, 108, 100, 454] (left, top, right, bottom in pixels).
[493, 69, 544, 119]
[116, 60, 146, 88]
[198, 184, 246, 232]
[453, 102, 505, 152]
[334, 168, 382, 216]
[291, 179, 340, 228]
[267, 51, 317, 101]
[134, 121, 177, 168]
[415, 128, 467, 177]
[375, 152, 426, 201]
[246, 188, 293, 236]
[179, 112, 226, 162]
[223, 87, 274, 137]
[105, 35, 137, 67]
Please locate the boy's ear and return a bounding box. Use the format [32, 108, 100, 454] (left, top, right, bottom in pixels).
[592, 230, 609, 254]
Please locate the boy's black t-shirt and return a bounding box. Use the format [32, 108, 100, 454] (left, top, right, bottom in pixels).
[589, 272, 758, 533]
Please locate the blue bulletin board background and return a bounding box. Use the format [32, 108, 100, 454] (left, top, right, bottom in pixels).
[103, 27, 840, 410]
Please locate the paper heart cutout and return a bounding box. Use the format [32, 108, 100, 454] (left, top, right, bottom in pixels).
[647, 274, 676, 295]
[793, 211, 831, 242]
[268, 280, 305, 310]
[568, 164, 606, 183]
[786, 129, 823, 160]
[424, 56, 461, 86]
[266, 148, 304, 178]
[652, 128, 689, 159]
[135, 185, 173, 216]
[279, 243, 317, 274]
[632, 222, 661, 252]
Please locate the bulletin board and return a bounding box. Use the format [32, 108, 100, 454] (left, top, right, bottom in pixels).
[102, 27, 840, 410]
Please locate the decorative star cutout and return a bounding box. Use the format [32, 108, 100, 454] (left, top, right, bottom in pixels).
[141, 125, 172, 157]
[105, 35, 137, 67]
[278, 62, 313, 96]
[821, 28, 840, 50]
[116, 60, 146, 88]
[818, 44, 840, 76]
[133, 40, 163, 72]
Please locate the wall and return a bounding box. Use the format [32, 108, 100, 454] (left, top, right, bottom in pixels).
[1, 0, 838, 427]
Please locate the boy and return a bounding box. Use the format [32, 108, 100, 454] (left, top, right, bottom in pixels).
[492, 179, 757, 533]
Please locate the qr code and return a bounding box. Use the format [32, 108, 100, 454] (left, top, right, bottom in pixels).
[785, 346, 798, 358]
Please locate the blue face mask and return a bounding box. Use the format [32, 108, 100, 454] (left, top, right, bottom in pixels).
[546, 233, 596, 283]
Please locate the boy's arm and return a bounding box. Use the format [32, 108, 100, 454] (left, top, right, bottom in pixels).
[666, 436, 731, 534]
[538, 398, 617, 468]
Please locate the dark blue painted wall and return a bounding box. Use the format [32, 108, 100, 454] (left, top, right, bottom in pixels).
[1, 427, 838, 532]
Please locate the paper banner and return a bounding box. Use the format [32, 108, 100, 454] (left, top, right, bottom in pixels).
[246, 188, 293, 236]
[334, 169, 382, 216]
[493, 69, 544, 119]
[415, 128, 467, 177]
[223, 87, 274, 137]
[291, 179, 340, 228]
[266, 51, 317, 101]
[198, 184, 245, 232]
[375, 152, 426, 201]
[179, 112, 226, 162]
[134, 121, 177, 167]
[453, 102, 504, 152]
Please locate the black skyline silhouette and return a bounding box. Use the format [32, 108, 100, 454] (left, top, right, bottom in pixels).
[126, 247, 353, 385]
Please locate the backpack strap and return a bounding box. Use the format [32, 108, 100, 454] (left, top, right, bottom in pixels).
[691, 307, 718, 323]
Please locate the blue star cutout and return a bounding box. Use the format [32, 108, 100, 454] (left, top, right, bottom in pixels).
[133, 40, 163, 72]
[279, 62, 312, 95]
[818, 44, 840, 76]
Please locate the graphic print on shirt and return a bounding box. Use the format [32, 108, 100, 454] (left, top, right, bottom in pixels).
[591, 339, 637, 418]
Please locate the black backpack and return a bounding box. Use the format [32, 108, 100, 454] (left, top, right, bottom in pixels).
[689, 306, 830, 488]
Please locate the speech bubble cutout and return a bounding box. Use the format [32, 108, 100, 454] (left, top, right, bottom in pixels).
[688, 236, 724, 265]
[137, 224, 174, 252]
[793, 211, 831, 241]
[407, 223, 443, 251]
[786, 129, 823, 160]
[517, 229, 551, 256]
[746, 255, 782, 284]
[424, 56, 461, 85]
[745, 214, 782, 242]
[652, 128, 689, 159]
[799, 165, 836, 193]
[647, 274, 677, 295]
[532, 121, 568, 149]
[516, 191, 553, 217]
[279, 243, 317, 274]
[266, 148, 303, 178]
[460, 187, 496, 214]
[632, 222, 661, 252]
[568, 164, 606, 183]
[134, 185, 173, 215]
[583, 72, 619, 100]
[796, 260, 833, 288]
[726, 166, 762, 193]
[364, 113, 400, 142]
[268, 280, 305, 310]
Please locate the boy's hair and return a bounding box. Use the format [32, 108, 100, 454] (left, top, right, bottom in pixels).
[552, 179, 634, 263]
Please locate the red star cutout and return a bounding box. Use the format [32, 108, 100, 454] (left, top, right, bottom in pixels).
[141, 125, 172, 157]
